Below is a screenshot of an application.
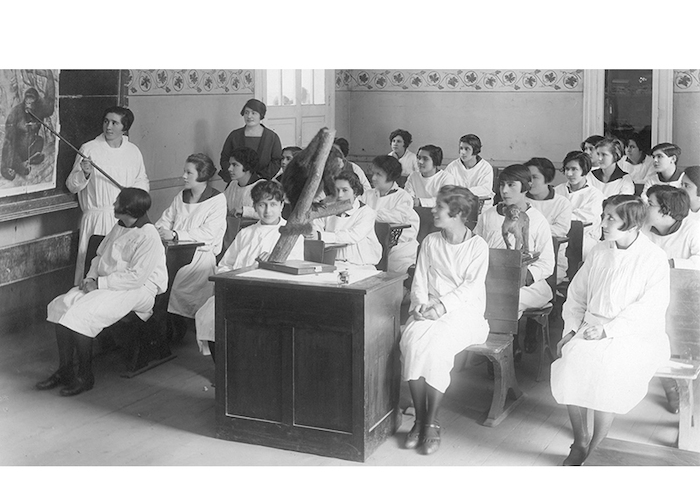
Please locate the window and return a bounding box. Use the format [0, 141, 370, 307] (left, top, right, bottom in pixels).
[265, 70, 325, 106]
[604, 69, 653, 144]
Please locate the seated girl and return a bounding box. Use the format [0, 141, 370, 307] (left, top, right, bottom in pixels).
[310, 171, 382, 268]
[334, 137, 372, 193]
[680, 166, 700, 221]
[195, 180, 304, 358]
[404, 144, 456, 208]
[475, 164, 555, 316]
[580, 134, 605, 169]
[400, 185, 489, 455]
[524, 157, 572, 284]
[388, 128, 419, 181]
[155, 153, 227, 336]
[364, 155, 419, 273]
[272, 145, 302, 182]
[551, 195, 670, 466]
[444, 134, 494, 207]
[620, 132, 655, 184]
[645, 185, 700, 270]
[641, 142, 685, 200]
[554, 151, 605, 261]
[38, 188, 167, 396]
[223, 147, 265, 218]
[586, 138, 634, 198]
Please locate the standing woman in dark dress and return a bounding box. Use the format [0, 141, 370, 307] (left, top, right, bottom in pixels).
[219, 98, 282, 182]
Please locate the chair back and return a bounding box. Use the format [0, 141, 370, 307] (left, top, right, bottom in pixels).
[485, 248, 522, 335]
[374, 222, 392, 272]
[667, 268, 700, 360]
[219, 216, 243, 262]
[565, 220, 584, 281]
[414, 207, 438, 245]
[84, 234, 106, 279]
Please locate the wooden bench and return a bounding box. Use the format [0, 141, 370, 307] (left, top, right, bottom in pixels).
[654, 268, 700, 452]
[464, 248, 525, 427]
[584, 437, 700, 466]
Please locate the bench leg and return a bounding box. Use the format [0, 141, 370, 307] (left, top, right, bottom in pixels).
[535, 315, 554, 382]
[678, 377, 700, 452]
[482, 339, 524, 427]
[120, 310, 176, 378]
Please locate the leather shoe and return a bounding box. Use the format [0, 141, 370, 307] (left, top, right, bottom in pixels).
[562, 443, 588, 466]
[404, 421, 423, 449]
[59, 376, 94, 397]
[36, 370, 72, 390]
[422, 424, 441, 455]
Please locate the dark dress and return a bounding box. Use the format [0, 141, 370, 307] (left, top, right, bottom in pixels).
[219, 125, 282, 183]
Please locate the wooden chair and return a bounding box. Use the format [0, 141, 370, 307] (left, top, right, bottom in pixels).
[463, 248, 525, 427]
[654, 268, 700, 452]
[374, 222, 410, 272]
[84, 235, 175, 378]
[217, 215, 242, 263]
[303, 239, 338, 265]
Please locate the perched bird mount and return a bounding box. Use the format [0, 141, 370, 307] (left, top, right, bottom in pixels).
[268, 127, 351, 263]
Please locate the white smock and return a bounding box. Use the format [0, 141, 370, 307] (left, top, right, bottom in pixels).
[645, 217, 700, 270]
[444, 157, 494, 209]
[620, 155, 655, 184]
[475, 203, 554, 314]
[195, 219, 304, 355]
[389, 149, 419, 177]
[66, 134, 149, 285]
[47, 221, 167, 338]
[554, 182, 605, 260]
[551, 234, 670, 414]
[223, 175, 264, 218]
[404, 169, 456, 208]
[640, 169, 684, 201]
[527, 187, 572, 284]
[312, 199, 382, 267]
[364, 184, 419, 273]
[400, 231, 490, 393]
[155, 187, 227, 318]
[586, 166, 634, 198]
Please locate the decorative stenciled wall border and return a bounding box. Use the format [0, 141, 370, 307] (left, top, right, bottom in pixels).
[335, 69, 583, 92]
[674, 70, 700, 92]
[127, 70, 254, 95]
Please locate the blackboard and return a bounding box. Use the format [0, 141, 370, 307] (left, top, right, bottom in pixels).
[0, 70, 129, 222]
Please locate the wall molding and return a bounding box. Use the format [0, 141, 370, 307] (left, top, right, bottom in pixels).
[673, 70, 700, 92]
[336, 69, 583, 92]
[128, 70, 255, 96]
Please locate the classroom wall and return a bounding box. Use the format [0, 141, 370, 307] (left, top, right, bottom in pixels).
[673, 69, 700, 165]
[335, 70, 585, 179]
[126, 70, 255, 220]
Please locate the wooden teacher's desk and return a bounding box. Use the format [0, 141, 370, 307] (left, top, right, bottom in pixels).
[211, 267, 405, 462]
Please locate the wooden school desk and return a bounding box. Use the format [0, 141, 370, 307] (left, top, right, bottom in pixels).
[211, 268, 405, 462]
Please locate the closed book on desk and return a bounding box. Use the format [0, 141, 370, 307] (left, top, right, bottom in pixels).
[258, 259, 336, 275]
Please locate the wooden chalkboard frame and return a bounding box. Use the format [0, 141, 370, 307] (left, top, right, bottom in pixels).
[0, 70, 129, 223]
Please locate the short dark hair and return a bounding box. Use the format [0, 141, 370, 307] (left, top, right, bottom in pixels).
[240, 98, 266, 120]
[389, 129, 412, 148]
[499, 164, 531, 192]
[562, 150, 593, 175]
[437, 185, 479, 225]
[335, 170, 364, 197]
[603, 195, 647, 231]
[251, 180, 285, 204]
[417, 145, 443, 168]
[581, 135, 605, 151]
[524, 157, 556, 183]
[229, 147, 259, 172]
[115, 188, 151, 219]
[459, 134, 482, 156]
[626, 132, 650, 154]
[282, 146, 302, 156]
[647, 185, 690, 221]
[333, 138, 350, 157]
[651, 142, 682, 161]
[371, 155, 402, 183]
[186, 153, 217, 182]
[596, 137, 625, 163]
[682, 166, 700, 196]
[102, 106, 135, 132]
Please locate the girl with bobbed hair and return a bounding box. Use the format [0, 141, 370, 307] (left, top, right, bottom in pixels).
[39, 188, 167, 396]
[400, 185, 489, 455]
[554, 151, 606, 261]
[388, 128, 418, 179]
[155, 154, 227, 334]
[620, 132, 654, 183]
[405, 144, 456, 208]
[223, 147, 265, 219]
[680, 166, 700, 220]
[219, 98, 283, 182]
[580, 134, 605, 169]
[551, 195, 670, 465]
[641, 142, 685, 200]
[586, 137, 634, 198]
[444, 133, 495, 208]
